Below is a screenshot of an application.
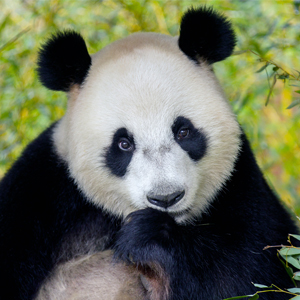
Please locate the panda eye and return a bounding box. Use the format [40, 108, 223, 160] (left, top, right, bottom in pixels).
[177, 128, 190, 140]
[118, 138, 134, 152]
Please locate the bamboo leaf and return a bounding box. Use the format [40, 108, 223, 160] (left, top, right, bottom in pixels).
[280, 248, 300, 256]
[0, 14, 11, 33]
[279, 256, 296, 286]
[232, 50, 248, 55]
[294, 271, 300, 281]
[223, 295, 257, 300]
[290, 234, 300, 241]
[256, 63, 269, 73]
[0, 27, 30, 53]
[277, 73, 289, 80]
[286, 100, 300, 109]
[252, 283, 270, 288]
[265, 75, 277, 106]
[287, 288, 300, 294]
[281, 255, 300, 269]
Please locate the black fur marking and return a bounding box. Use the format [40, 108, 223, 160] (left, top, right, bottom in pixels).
[114, 133, 298, 300]
[105, 128, 135, 177]
[0, 125, 121, 300]
[37, 31, 91, 91]
[172, 116, 207, 161]
[178, 7, 236, 64]
[0, 122, 298, 300]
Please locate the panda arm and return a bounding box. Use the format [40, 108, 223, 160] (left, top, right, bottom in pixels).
[0, 125, 120, 300]
[113, 135, 296, 300]
[113, 208, 223, 300]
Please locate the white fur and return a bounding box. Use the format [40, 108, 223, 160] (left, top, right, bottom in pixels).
[35, 251, 146, 300]
[53, 32, 241, 223]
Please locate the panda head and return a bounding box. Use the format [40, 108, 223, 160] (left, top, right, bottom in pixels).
[38, 7, 241, 223]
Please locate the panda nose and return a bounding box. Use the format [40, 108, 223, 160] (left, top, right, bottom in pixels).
[147, 190, 185, 208]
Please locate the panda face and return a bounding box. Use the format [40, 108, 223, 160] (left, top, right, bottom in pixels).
[105, 115, 206, 218]
[53, 33, 241, 223]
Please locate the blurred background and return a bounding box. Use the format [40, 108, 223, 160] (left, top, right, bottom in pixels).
[1, 0, 299, 213]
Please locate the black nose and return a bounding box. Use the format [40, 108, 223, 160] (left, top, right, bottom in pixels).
[147, 190, 185, 208]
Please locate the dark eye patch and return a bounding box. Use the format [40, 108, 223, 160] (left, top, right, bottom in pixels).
[172, 116, 208, 161]
[105, 128, 135, 177]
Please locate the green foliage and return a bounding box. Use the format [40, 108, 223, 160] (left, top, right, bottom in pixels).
[224, 283, 300, 299]
[0, 0, 299, 212]
[225, 233, 300, 299]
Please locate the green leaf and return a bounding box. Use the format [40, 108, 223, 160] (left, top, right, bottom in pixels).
[252, 283, 270, 288]
[249, 294, 259, 300]
[291, 296, 300, 299]
[294, 275, 300, 281]
[223, 295, 257, 300]
[286, 100, 300, 109]
[233, 50, 248, 55]
[277, 73, 289, 79]
[273, 66, 279, 72]
[290, 234, 300, 241]
[0, 14, 11, 34]
[265, 75, 277, 106]
[280, 248, 300, 256]
[287, 287, 300, 293]
[282, 255, 300, 269]
[279, 256, 296, 286]
[256, 63, 269, 73]
[294, 271, 300, 281]
[294, 90, 300, 94]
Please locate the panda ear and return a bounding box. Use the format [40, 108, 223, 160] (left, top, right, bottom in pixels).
[37, 31, 91, 92]
[178, 6, 236, 64]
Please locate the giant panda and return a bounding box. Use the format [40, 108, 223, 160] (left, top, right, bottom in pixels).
[0, 6, 297, 300]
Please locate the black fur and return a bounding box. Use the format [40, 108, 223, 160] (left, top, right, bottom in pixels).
[114, 133, 297, 300]
[0, 125, 297, 300]
[105, 127, 135, 177]
[37, 31, 91, 91]
[0, 125, 121, 300]
[178, 7, 236, 64]
[172, 116, 207, 161]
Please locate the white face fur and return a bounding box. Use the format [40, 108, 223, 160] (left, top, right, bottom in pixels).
[53, 32, 241, 223]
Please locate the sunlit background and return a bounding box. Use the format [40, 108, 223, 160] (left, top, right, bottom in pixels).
[1, 0, 299, 214]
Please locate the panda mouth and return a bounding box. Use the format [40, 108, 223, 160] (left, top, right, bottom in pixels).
[168, 207, 191, 218]
[147, 204, 190, 218]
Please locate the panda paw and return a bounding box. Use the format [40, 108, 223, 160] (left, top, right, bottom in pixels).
[113, 208, 178, 267]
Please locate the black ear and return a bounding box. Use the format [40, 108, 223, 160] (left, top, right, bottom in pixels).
[37, 31, 91, 92]
[178, 7, 236, 64]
